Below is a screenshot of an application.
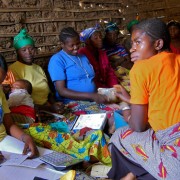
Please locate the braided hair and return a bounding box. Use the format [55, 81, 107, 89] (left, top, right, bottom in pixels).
[133, 18, 171, 51]
[59, 27, 79, 43]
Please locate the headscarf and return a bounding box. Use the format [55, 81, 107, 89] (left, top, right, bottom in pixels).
[80, 26, 99, 42]
[127, 19, 139, 32]
[167, 20, 180, 30]
[13, 29, 35, 50]
[105, 22, 119, 32]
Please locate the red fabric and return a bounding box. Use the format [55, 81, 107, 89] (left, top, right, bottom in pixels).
[170, 44, 180, 54]
[10, 105, 36, 120]
[78, 47, 118, 88]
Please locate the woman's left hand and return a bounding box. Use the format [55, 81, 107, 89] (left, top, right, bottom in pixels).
[22, 134, 39, 159]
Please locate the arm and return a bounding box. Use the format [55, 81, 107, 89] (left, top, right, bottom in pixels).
[55, 80, 108, 104]
[3, 113, 39, 158]
[128, 104, 149, 132]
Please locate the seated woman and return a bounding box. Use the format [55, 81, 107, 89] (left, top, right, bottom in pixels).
[103, 22, 133, 92]
[8, 79, 36, 126]
[167, 20, 180, 54]
[3, 29, 64, 115]
[108, 18, 180, 179]
[79, 26, 118, 89]
[26, 27, 112, 165]
[48, 27, 108, 104]
[0, 54, 38, 159]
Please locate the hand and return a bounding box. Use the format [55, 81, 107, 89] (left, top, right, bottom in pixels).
[92, 93, 109, 104]
[22, 134, 39, 159]
[51, 102, 65, 114]
[113, 84, 130, 103]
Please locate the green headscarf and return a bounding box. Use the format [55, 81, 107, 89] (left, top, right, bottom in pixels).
[127, 20, 139, 32]
[13, 29, 35, 50]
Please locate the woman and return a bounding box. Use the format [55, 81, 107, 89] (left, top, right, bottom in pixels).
[79, 26, 118, 89]
[3, 29, 64, 114]
[48, 27, 108, 104]
[103, 22, 132, 92]
[167, 20, 180, 54]
[0, 54, 38, 159]
[108, 18, 180, 179]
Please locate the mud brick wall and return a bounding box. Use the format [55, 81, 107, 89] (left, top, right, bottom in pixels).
[0, 0, 179, 68]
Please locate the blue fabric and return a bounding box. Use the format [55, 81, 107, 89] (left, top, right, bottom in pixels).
[80, 27, 97, 42]
[114, 110, 128, 129]
[0, 105, 3, 125]
[48, 50, 96, 104]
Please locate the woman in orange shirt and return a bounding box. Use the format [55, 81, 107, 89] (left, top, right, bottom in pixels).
[108, 18, 180, 180]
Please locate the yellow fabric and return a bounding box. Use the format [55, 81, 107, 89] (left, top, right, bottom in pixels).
[0, 88, 10, 141]
[9, 61, 50, 105]
[130, 52, 180, 131]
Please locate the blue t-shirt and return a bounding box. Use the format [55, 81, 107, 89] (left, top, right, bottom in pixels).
[48, 50, 96, 103]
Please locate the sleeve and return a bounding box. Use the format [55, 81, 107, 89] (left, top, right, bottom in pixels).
[2, 69, 16, 86]
[130, 63, 149, 105]
[48, 53, 66, 82]
[0, 89, 10, 114]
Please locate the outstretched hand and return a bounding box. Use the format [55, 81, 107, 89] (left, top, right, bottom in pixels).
[51, 102, 65, 114]
[113, 84, 131, 103]
[92, 93, 109, 104]
[22, 134, 39, 159]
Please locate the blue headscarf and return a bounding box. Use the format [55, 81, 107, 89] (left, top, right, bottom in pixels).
[105, 22, 119, 32]
[80, 26, 99, 42]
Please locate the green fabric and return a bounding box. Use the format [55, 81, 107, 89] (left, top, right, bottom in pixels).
[13, 29, 35, 50]
[127, 20, 139, 32]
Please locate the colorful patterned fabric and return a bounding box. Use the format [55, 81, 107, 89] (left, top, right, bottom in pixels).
[109, 122, 180, 179]
[25, 101, 120, 165]
[26, 124, 111, 165]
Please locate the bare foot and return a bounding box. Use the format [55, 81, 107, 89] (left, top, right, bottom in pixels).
[120, 172, 136, 180]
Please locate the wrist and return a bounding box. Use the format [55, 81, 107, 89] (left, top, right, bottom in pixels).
[20, 133, 29, 143]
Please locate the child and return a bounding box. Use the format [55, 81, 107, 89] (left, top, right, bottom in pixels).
[8, 79, 36, 126]
[108, 18, 180, 179]
[48, 27, 108, 104]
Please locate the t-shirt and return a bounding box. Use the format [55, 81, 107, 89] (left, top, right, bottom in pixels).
[48, 50, 96, 104]
[130, 52, 180, 131]
[0, 88, 10, 141]
[8, 61, 50, 105]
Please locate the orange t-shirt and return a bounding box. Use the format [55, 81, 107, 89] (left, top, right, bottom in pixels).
[130, 52, 180, 131]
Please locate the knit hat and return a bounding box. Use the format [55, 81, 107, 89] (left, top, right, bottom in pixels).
[105, 22, 119, 32]
[80, 26, 99, 42]
[127, 20, 139, 32]
[13, 29, 35, 50]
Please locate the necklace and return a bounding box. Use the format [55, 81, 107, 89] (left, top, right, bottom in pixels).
[62, 50, 90, 78]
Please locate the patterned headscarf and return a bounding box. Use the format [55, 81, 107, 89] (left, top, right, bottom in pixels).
[105, 22, 119, 32]
[80, 26, 99, 42]
[13, 29, 35, 50]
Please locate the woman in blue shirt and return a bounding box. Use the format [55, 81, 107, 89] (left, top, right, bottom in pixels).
[48, 27, 108, 104]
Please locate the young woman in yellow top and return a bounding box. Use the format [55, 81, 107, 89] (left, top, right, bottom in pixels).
[108, 18, 180, 180]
